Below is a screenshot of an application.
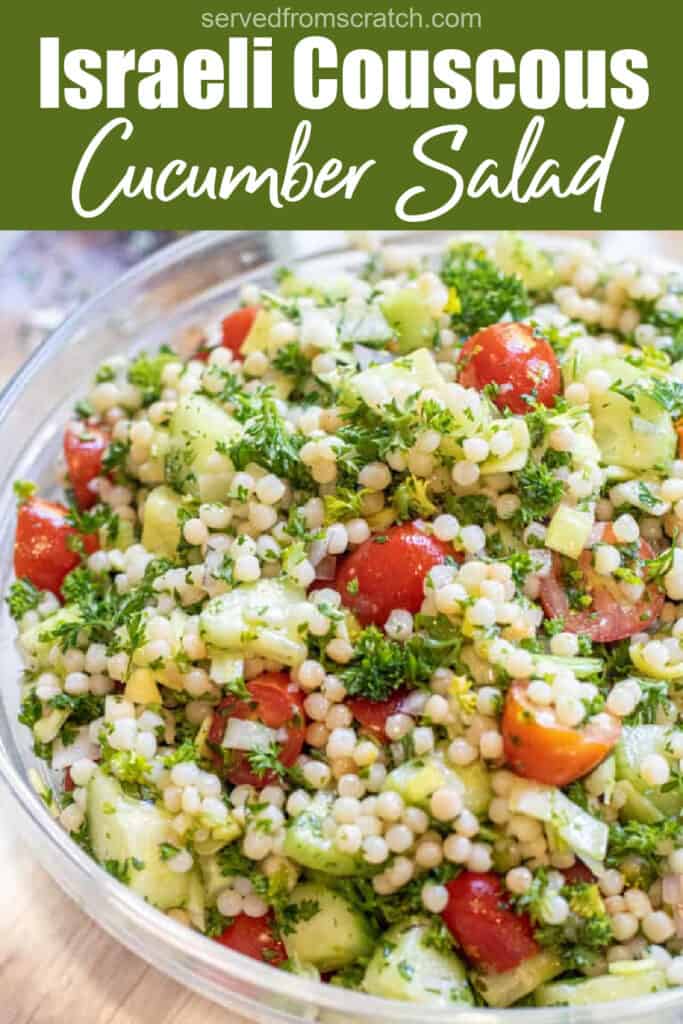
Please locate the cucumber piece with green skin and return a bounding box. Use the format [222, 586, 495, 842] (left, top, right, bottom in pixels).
[617, 780, 664, 824]
[282, 882, 374, 972]
[88, 771, 193, 910]
[381, 289, 438, 353]
[283, 799, 360, 876]
[535, 967, 667, 1006]
[565, 354, 675, 471]
[167, 393, 241, 500]
[615, 725, 681, 814]
[509, 782, 608, 871]
[200, 578, 310, 667]
[531, 654, 604, 680]
[141, 485, 182, 559]
[383, 754, 492, 817]
[475, 951, 563, 1007]
[362, 918, 473, 1006]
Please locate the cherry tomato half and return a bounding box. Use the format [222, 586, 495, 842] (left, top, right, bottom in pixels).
[502, 682, 621, 787]
[214, 912, 286, 965]
[14, 498, 99, 596]
[458, 322, 560, 414]
[335, 524, 452, 627]
[208, 671, 305, 788]
[220, 306, 259, 360]
[64, 422, 110, 509]
[442, 871, 538, 973]
[347, 688, 413, 741]
[562, 862, 595, 886]
[539, 523, 664, 643]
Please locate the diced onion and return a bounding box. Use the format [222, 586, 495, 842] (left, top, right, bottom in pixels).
[222, 717, 277, 751]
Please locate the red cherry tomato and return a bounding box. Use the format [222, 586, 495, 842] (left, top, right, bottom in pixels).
[539, 523, 664, 643]
[220, 306, 259, 360]
[347, 688, 413, 741]
[64, 423, 110, 509]
[442, 872, 538, 973]
[214, 912, 286, 965]
[335, 524, 452, 627]
[502, 681, 621, 787]
[14, 498, 99, 597]
[208, 671, 305, 788]
[458, 322, 560, 414]
[562, 862, 595, 886]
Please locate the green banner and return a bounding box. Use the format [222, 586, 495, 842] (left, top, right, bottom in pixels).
[1, 0, 680, 227]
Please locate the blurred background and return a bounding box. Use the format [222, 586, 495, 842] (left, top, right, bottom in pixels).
[1, 230, 682, 391]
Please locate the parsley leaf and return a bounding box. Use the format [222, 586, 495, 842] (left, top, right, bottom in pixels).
[441, 243, 530, 335]
[7, 578, 42, 620]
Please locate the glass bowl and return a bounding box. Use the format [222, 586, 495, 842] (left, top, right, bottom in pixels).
[1, 230, 681, 1024]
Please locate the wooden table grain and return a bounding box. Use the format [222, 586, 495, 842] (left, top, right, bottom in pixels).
[1, 230, 682, 1024]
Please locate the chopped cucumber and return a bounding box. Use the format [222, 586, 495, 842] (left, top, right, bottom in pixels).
[617, 780, 664, 824]
[545, 505, 594, 560]
[141, 485, 182, 558]
[20, 606, 81, 665]
[480, 418, 530, 475]
[168, 393, 240, 500]
[509, 781, 608, 871]
[352, 348, 445, 409]
[494, 233, 557, 292]
[284, 798, 360, 876]
[631, 642, 683, 680]
[88, 771, 192, 910]
[475, 951, 563, 1007]
[282, 882, 374, 972]
[200, 578, 311, 666]
[381, 289, 438, 353]
[383, 756, 451, 805]
[241, 308, 281, 356]
[535, 966, 666, 1006]
[531, 653, 604, 680]
[383, 753, 491, 816]
[362, 918, 473, 1006]
[614, 725, 681, 814]
[567, 354, 676, 471]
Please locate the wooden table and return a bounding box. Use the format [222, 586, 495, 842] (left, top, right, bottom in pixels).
[1, 229, 682, 1024]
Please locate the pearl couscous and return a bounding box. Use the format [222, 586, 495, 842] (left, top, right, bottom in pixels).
[8, 233, 683, 1009]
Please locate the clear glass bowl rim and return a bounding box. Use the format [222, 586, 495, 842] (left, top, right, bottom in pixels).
[0, 229, 682, 1024]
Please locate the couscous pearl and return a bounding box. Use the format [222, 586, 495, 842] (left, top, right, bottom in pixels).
[336, 824, 363, 854]
[168, 850, 194, 874]
[467, 843, 493, 873]
[611, 912, 639, 941]
[640, 754, 670, 787]
[376, 791, 404, 822]
[385, 825, 414, 853]
[430, 787, 463, 821]
[422, 884, 449, 913]
[415, 840, 443, 868]
[443, 835, 472, 863]
[70, 758, 97, 787]
[403, 807, 429, 834]
[612, 514, 640, 544]
[455, 810, 479, 838]
[506, 867, 533, 894]
[448, 739, 478, 766]
[363, 836, 389, 864]
[217, 889, 244, 917]
[642, 911, 675, 943]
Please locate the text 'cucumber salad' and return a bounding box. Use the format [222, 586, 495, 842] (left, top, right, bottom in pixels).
[8, 233, 683, 1009]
